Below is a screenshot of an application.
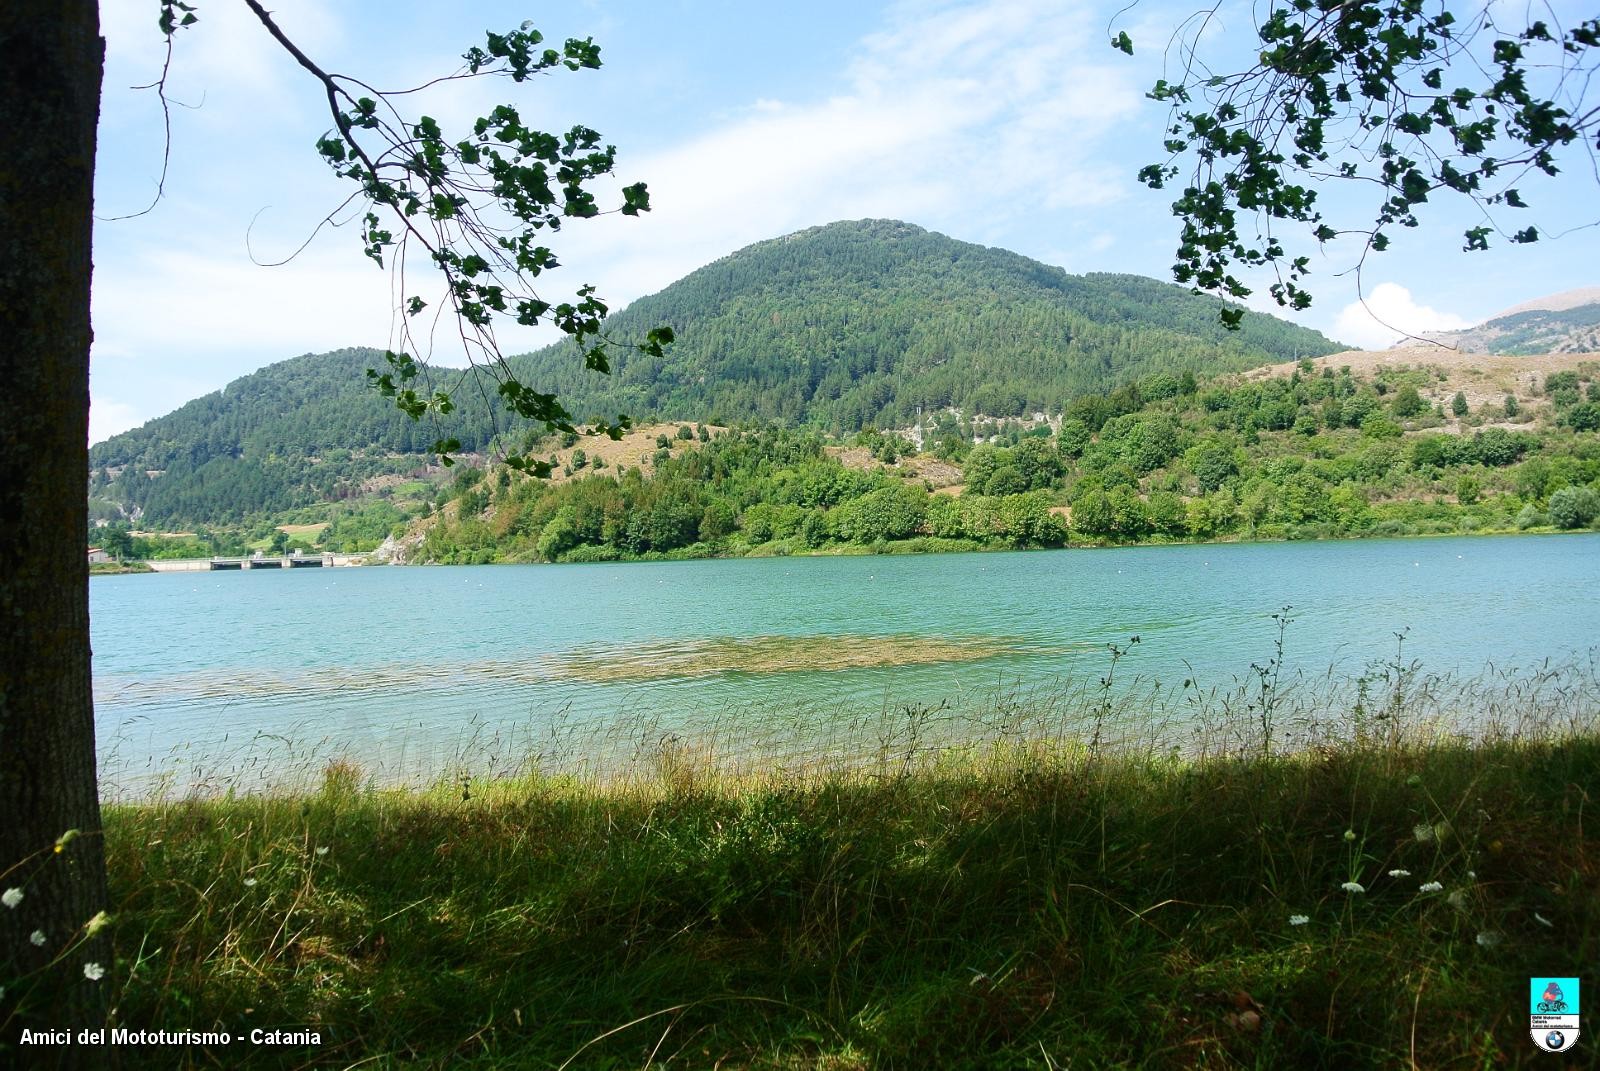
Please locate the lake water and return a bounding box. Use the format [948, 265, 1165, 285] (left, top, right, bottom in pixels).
[91, 533, 1600, 792]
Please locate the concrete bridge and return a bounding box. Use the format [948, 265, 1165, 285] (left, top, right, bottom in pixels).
[145, 551, 369, 573]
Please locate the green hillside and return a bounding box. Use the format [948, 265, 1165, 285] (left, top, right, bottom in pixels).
[88, 349, 494, 526]
[415, 355, 1600, 564]
[511, 219, 1338, 429]
[90, 219, 1338, 527]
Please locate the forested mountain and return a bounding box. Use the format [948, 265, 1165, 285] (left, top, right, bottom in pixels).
[90, 219, 1338, 526]
[513, 219, 1338, 429]
[87, 348, 514, 525]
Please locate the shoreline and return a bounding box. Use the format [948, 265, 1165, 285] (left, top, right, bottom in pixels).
[94, 520, 1595, 574]
[393, 520, 1599, 566]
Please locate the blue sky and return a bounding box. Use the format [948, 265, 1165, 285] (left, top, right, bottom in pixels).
[90, 0, 1599, 442]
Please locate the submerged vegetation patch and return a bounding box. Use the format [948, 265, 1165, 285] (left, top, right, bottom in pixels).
[61, 638, 1599, 1066]
[92, 634, 1039, 709]
[552, 632, 1034, 682]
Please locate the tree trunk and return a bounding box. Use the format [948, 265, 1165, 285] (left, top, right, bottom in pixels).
[0, 0, 112, 1047]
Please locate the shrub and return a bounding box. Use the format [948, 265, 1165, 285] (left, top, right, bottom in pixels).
[1056, 419, 1091, 459]
[1410, 434, 1466, 470]
[984, 464, 1026, 496]
[1547, 486, 1600, 529]
[1186, 441, 1238, 492]
[1566, 402, 1600, 432]
[1469, 428, 1531, 466]
[1360, 413, 1403, 440]
[1391, 385, 1426, 417]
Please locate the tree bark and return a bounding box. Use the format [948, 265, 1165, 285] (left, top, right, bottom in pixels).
[0, 0, 112, 1049]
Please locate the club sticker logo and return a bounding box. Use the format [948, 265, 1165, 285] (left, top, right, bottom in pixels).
[1530, 977, 1581, 1053]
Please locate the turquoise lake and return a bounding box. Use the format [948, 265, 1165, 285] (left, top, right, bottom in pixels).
[90, 533, 1600, 792]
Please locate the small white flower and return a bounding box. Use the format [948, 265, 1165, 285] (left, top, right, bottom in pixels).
[1388, 869, 1411, 878]
[1466, 870, 1475, 879]
[1289, 914, 1310, 926]
[315, 847, 329, 857]
[1413, 823, 1434, 843]
[1419, 881, 1444, 893]
[29, 930, 45, 947]
[243, 878, 258, 887]
[1475, 931, 1502, 948]
[1447, 890, 1468, 910]
[1341, 881, 1366, 894]
[2, 887, 22, 909]
[83, 962, 105, 982]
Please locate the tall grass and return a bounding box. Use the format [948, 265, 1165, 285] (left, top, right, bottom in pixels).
[9, 648, 1598, 1068]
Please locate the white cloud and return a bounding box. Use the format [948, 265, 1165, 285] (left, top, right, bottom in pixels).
[89, 398, 141, 445]
[92, 240, 396, 370]
[101, 0, 341, 102]
[550, 0, 1144, 310]
[1333, 283, 1471, 350]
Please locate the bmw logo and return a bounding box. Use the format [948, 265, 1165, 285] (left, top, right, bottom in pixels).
[1545, 1030, 1566, 1050]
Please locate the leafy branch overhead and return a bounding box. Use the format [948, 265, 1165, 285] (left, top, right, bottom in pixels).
[166, 3, 671, 475]
[1114, 1, 1600, 326]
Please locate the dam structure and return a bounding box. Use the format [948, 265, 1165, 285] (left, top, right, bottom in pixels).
[144, 551, 368, 573]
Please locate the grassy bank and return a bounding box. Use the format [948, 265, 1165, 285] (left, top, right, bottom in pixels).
[88, 561, 153, 575]
[77, 724, 1597, 1069]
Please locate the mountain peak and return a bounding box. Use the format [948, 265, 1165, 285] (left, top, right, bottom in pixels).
[510, 219, 1337, 429]
[1409, 287, 1600, 355]
[1486, 286, 1600, 322]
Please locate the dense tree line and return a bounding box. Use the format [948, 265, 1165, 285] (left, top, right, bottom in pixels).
[418, 427, 1068, 564]
[1052, 360, 1600, 541]
[418, 358, 1600, 562]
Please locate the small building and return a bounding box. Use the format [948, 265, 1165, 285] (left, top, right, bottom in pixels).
[87, 547, 111, 564]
